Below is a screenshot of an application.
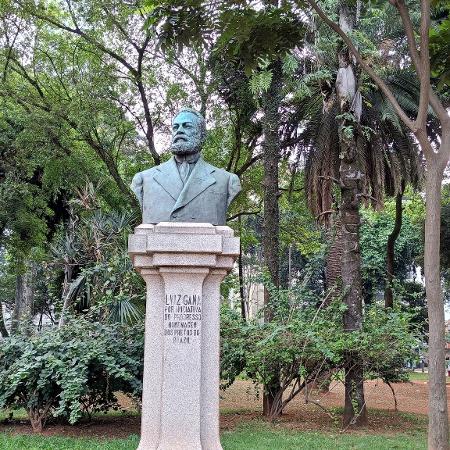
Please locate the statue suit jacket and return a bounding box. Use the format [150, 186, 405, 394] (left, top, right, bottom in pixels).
[131, 156, 241, 225]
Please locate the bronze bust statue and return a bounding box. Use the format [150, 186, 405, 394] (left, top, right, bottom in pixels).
[131, 108, 241, 225]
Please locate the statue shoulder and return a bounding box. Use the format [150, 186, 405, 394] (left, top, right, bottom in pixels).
[202, 160, 232, 179]
[133, 164, 163, 181]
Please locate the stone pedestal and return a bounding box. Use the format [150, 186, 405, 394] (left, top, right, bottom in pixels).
[128, 222, 239, 450]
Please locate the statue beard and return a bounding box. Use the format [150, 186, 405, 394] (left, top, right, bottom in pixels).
[170, 136, 201, 155]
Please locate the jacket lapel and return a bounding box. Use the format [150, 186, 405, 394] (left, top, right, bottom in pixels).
[171, 157, 216, 213]
[153, 157, 183, 201]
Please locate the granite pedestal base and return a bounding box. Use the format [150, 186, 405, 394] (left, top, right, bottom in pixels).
[128, 223, 239, 450]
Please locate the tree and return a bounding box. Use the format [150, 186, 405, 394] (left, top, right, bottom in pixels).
[260, 56, 283, 416]
[0, 7, 143, 209]
[16, 0, 160, 166]
[331, 1, 368, 425]
[360, 192, 425, 304]
[286, 0, 422, 424]
[220, 285, 420, 419]
[303, 0, 450, 446]
[215, 2, 305, 418]
[384, 182, 405, 308]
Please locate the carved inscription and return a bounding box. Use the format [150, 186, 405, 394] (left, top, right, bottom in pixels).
[164, 294, 202, 344]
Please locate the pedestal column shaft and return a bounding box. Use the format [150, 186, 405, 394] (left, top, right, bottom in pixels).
[158, 269, 208, 450]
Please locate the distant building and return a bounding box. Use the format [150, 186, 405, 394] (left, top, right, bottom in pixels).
[446, 320, 450, 335]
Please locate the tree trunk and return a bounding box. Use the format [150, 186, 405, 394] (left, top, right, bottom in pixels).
[384, 187, 404, 308]
[303, 0, 450, 443]
[0, 302, 9, 337]
[344, 352, 366, 425]
[337, 1, 367, 427]
[10, 273, 23, 334]
[424, 157, 448, 450]
[262, 59, 282, 418]
[318, 218, 343, 393]
[10, 264, 34, 334]
[340, 133, 368, 427]
[325, 217, 343, 301]
[238, 239, 246, 321]
[58, 264, 73, 329]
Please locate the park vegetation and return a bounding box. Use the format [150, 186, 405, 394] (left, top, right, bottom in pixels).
[0, 0, 449, 447]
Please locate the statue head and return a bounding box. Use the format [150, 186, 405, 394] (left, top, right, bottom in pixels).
[170, 108, 206, 156]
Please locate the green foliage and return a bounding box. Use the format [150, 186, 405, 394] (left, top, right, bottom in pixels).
[48, 207, 145, 323]
[220, 283, 419, 413]
[288, 68, 333, 101]
[220, 302, 247, 389]
[144, 0, 209, 52]
[81, 252, 145, 324]
[249, 69, 273, 96]
[360, 195, 424, 295]
[430, 2, 450, 88]
[150, 2, 305, 76]
[0, 1, 438, 435]
[391, 279, 427, 337]
[359, 305, 420, 383]
[278, 170, 324, 258]
[215, 7, 305, 76]
[0, 318, 143, 430]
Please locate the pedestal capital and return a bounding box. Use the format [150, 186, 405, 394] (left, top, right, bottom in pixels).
[128, 222, 239, 273]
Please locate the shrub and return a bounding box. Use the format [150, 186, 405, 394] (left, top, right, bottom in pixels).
[0, 318, 143, 431]
[220, 285, 420, 419]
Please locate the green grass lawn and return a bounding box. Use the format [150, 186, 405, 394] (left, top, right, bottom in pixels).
[0, 434, 139, 449]
[408, 371, 450, 382]
[0, 422, 427, 450]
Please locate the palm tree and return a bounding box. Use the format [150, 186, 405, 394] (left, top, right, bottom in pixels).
[297, 70, 423, 286]
[282, 55, 424, 428]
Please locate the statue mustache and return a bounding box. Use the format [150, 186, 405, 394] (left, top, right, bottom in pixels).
[172, 132, 188, 143]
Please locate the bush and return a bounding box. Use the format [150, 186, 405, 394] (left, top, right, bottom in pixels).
[0, 318, 143, 431]
[220, 285, 420, 419]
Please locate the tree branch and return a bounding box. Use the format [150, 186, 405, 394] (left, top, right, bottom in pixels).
[9, 58, 46, 99]
[236, 153, 262, 176]
[109, 92, 146, 134]
[392, 0, 421, 72]
[227, 210, 261, 222]
[2, 20, 20, 82]
[38, 48, 72, 101]
[416, 0, 430, 128]
[315, 209, 335, 221]
[19, 2, 138, 76]
[101, 6, 140, 52]
[136, 35, 159, 165]
[7, 60, 138, 208]
[318, 175, 341, 185]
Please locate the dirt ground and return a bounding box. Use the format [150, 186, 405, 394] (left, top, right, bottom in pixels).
[0, 380, 445, 438]
[222, 378, 440, 417]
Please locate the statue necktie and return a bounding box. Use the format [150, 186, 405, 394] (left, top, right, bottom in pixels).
[179, 161, 189, 184]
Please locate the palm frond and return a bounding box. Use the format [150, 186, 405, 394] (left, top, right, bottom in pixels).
[108, 297, 142, 324]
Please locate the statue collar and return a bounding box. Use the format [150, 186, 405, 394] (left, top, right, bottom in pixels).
[173, 152, 201, 164]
